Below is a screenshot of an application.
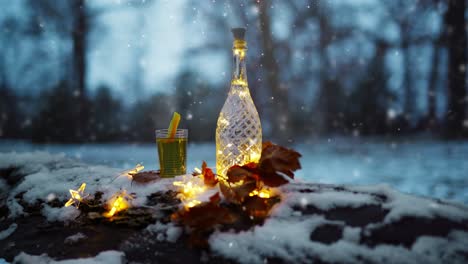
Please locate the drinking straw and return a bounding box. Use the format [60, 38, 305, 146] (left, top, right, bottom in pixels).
[167, 112, 181, 139]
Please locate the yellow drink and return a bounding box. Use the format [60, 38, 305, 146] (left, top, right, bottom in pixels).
[156, 137, 187, 177]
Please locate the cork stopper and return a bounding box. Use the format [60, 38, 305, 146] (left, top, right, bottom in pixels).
[231, 28, 246, 40]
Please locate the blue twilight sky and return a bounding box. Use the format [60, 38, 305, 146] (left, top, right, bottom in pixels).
[88, 0, 218, 97]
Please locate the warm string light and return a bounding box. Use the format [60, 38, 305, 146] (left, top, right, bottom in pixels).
[109, 163, 145, 184]
[185, 200, 202, 208]
[233, 48, 246, 58]
[173, 175, 207, 208]
[231, 79, 248, 87]
[251, 152, 261, 162]
[218, 117, 230, 127]
[121, 163, 145, 179]
[65, 183, 88, 208]
[104, 190, 133, 218]
[232, 47, 247, 87]
[249, 189, 271, 198]
[63, 164, 139, 217]
[218, 176, 272, 199]
[216, 173, 228, 182]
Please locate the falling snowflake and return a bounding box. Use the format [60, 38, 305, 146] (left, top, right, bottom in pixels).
[463, 120, 468, 128]
[387, 109, 397, 120]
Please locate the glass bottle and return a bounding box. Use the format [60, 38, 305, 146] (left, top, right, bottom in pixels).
[216, 28, 262, 176]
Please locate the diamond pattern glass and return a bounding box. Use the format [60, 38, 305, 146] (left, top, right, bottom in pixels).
[216, 85, 262, 176]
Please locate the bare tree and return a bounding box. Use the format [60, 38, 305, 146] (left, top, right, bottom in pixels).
[381, 0, 425, 121]
[443, 0, 467, 138]
[425, 37, 443, 129]
[23, 0, 153, 141]
[256, 0, 290, 143]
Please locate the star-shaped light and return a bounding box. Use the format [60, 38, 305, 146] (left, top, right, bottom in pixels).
[103, 190, 134, 218]
[124, 163, 144, 178]
[111, 163, 144, 183]
[64, 183, 87, 208]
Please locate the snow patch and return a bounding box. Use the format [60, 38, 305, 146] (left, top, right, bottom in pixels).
[350, 184, 468, 223]
[273, 184, 380, 217]
[6, 197, 25, 218]
[64, 232, 87, 244]
[42, 205, 80, 222]
[146, 221, 182, 243]
[342, 226, 361, 243]
[293, 190, 378, 211]
[209, 183, 468, 263]
[210, 217, 327, 263]
[13, 250, 125, 264]
[0, 223, 17, 240]
[411, 230, 468, 264]
[0, 151, 176, 220]
[210, 215, 468, 264]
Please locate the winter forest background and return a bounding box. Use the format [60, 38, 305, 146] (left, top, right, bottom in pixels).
[1, 0, 468, 143]
[1, 0, 468, 204]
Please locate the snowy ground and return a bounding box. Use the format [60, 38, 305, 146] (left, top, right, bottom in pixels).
[1, 138, 467, 204]
[1, 145, 468, 263]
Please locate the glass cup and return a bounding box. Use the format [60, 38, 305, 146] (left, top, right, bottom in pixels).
[156, 129, 188, 177]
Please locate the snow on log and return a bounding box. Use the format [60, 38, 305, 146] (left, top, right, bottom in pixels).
[0, 152, 467, 264]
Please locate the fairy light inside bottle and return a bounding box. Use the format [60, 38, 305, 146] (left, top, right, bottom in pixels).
[216, 28, 262, 177]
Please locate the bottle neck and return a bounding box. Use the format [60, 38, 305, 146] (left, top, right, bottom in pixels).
[231, 40, 248, 87]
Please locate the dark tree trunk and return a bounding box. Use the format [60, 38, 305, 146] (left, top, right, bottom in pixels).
[402, 43, 413, 121]
[426, 40, 441, 129]
[317, 11, 340, 134]
[444, 0, 467, 138]
[71, 0, 88, 141]
[257, 0, 289, 144]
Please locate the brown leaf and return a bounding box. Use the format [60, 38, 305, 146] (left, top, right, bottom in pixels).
[221, 165, 260, 204]
[201, 160, 208, 172]
[201, 161, 218, 187]
[131, 171, 160, 184]
[219, 180, 237, 204]
[171, 193, 236, 230]
[258, 141, 302, 187]
[243, 196, 270, 219]
[219, 180, 257, 204]
[209, 192, 221, 203]
[243, 195, 281, 220]
[171, 192, 237, 248]
[225, 164, 258, 183]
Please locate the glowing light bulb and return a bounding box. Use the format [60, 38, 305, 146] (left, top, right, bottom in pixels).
[173, 176, 206, 208]
[104, 190, 133, 218]
[249, 188, 271, 198]
[121, 163, 144, 179]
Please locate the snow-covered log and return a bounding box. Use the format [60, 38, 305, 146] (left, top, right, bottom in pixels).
[0, 152, 467, 263]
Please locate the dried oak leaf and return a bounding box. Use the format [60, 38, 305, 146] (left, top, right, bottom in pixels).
[243, 196, 276, 220]
[209, 192, 221, 203]
[219, 178, 257, 204]
[131, 170, 160, 184]
[220, 165, 259, 204]
[171, 192, 237, 230]
[171, 192, 236, 248]
[225, 163, 259, 183]
[258, 141, 302, 187]
[201, 161, 218, 187]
